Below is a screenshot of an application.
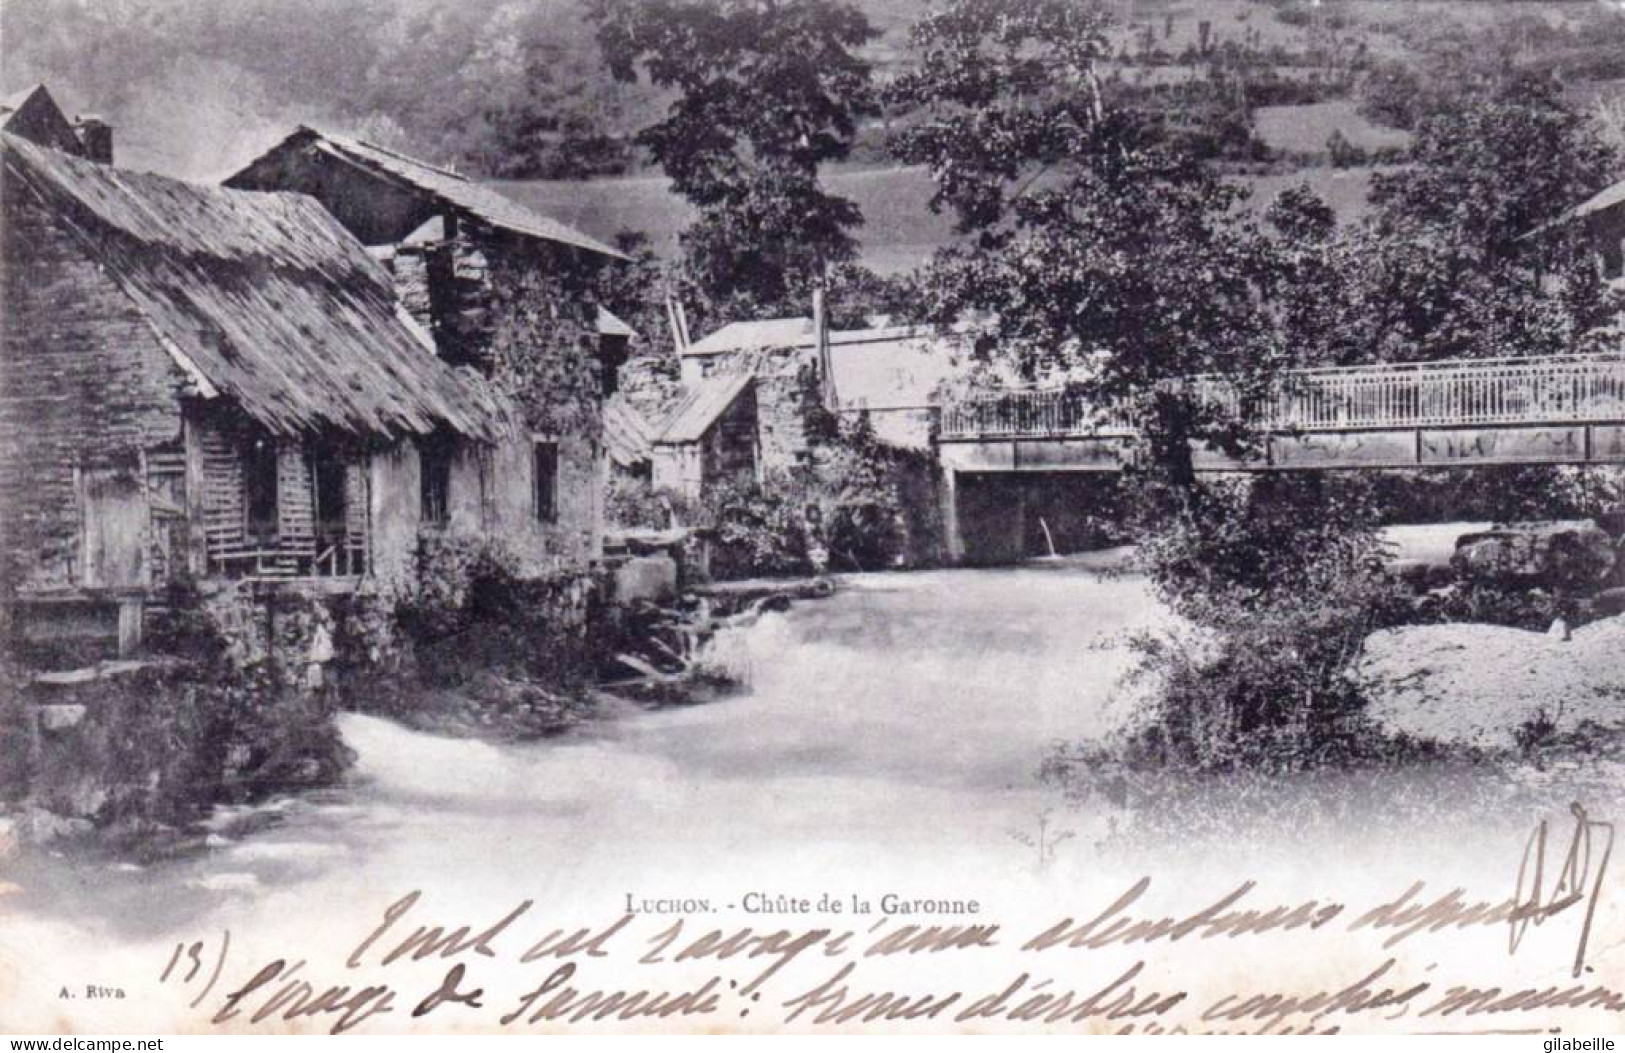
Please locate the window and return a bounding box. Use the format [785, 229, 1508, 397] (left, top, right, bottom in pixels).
[312, 452, 347, 544]
[533, 441, 559, 523]
[243, 436, 278, 541]
[420, 439, 452, 526]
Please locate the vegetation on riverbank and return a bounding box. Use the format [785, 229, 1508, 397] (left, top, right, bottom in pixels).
[611, 415, 941, 580]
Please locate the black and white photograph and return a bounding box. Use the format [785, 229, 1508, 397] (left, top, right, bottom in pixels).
[1, 0, 1624, 1037]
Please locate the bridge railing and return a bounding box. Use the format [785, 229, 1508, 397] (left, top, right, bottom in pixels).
[937, 354, 1625, 439]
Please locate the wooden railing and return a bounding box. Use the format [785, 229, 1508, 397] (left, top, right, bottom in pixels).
[937, 355, 1625, 440]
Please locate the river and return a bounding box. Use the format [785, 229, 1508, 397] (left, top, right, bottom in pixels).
[2, 556, 1619, 1032]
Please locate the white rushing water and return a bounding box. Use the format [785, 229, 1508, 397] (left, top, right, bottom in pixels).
[3, 557, 1618, 1033]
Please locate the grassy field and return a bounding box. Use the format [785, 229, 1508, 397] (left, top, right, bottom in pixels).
[494, 166, 956, 275]
[1254, 100, 1413, 154]
[494, 161, 1386, 276]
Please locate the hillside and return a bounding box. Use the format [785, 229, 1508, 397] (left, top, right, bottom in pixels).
[5, 0, 1623, 182]
[494, 162, 1386, 274]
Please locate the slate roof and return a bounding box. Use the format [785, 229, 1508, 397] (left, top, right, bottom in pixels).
[0, 84, 86, 156]
[679, 315, 959, 411]
[655, 370, 755, 445]
[1567, 178, 1625, 222]
[3, 132, 512, 440]
[597, 305, 635, 339]
[230, 126, 625, 259]
[603, 394, 654, 468]
[682, 316, 815, 358]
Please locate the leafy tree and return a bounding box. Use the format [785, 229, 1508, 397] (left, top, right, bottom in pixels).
[1370, 72, 1617, 267]
[593, 231, 670, 357]
[587, 0, 877, 323]
[888, 0, 1288, 484]
[1305, 73, 1622, 366]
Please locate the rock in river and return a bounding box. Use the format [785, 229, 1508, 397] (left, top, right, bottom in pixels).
[1449, 519, 1614, 591]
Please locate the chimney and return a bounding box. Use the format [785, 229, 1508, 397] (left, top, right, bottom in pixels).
[813, 286, 835, 410]
[73, 115, 112, 164]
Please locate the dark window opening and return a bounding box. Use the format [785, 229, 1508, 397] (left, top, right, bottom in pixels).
[533, 441, 559, 524]
[598, 334, 629, 396]
[244, 436, 279, 541]
[420, 439, 453, 526]
[312, 449, 348, 544]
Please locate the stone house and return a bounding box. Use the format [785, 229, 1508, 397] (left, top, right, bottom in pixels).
[0, 131, 551, 665]
[223, 127, 631, 564]
[0, 84, 111, 163]
[1572, 181, 1625, 287]
[651, 317, 960, 499]
[1543, 177, 1625, 290]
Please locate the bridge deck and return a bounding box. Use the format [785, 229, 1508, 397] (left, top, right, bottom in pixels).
[936, 354, 1625, 472]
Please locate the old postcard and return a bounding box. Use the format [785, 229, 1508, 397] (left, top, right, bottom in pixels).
[2, 0, 1623, 1037]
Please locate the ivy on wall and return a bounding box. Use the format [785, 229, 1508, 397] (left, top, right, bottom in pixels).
[481, 242, 606, 443]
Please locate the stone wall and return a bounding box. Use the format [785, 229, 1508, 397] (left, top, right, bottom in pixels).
[618, 354, 686, 428]
[683, 345, 831, 481]
[754, 345, 832, 476]
[385, 224, 608, 568]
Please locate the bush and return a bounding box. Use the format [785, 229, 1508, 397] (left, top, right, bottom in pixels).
[1133, 472, 1390, 618]
[1122, 472, 1415, 771]
[1369, 465, 1625, 524]
[686, 415, 940, 580]
[606, 475, 688, 531]
[1121, 569, 1416, 771]
[698, 474, 819, 580]
[1415, 582, 1572, 633]
[392, 533, 597, 690]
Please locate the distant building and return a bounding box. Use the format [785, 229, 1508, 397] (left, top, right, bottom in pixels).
[0, 130, 560, 663]
[224, 127, 633, 564]
[0, 84, 111, 163]
[1556, 178, 1625, 288]
[651, 317, 961, 499]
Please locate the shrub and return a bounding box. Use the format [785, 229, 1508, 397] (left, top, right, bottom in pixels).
[1122, 472, 1414, 771]
[1132, 472, 1390, 619]
[685, 415, 941, 579]
[391, 532, 597, 691]
[1121, 569, 1415, 771]
[1415, 582, 1572, 632]
[698, 474, 818, 580]
[1369, 465, 1625, 524]
[606, 476, 689, 531]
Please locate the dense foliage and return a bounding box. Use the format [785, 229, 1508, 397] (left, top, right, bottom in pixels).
[587, 0, 877, 322]
[484, 255, 607, 440]
[890, 0, 1295, 485]
[1122, 473, 1415, 771]
[644, 415, 937, 580]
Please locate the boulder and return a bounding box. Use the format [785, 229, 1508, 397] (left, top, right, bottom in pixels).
[1596, 508, 1625, 540]
[1450, 520, 1615, 592]
[1595, 587, 1625, 618]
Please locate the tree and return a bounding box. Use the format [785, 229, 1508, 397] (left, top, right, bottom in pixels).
[1327, 72, 1622, 364]
[587, 0, 877, 324]
[1371, 72, 1617, 267]
[888, 0, 1288, 484]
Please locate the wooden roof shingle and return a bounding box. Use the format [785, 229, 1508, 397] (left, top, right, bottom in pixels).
[3, 132, 513, 441]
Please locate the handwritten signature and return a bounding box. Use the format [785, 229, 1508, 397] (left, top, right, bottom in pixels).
[1510, 801, 1615, 978]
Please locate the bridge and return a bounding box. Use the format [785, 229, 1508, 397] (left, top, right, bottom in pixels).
[934, 354, 1625, 562]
